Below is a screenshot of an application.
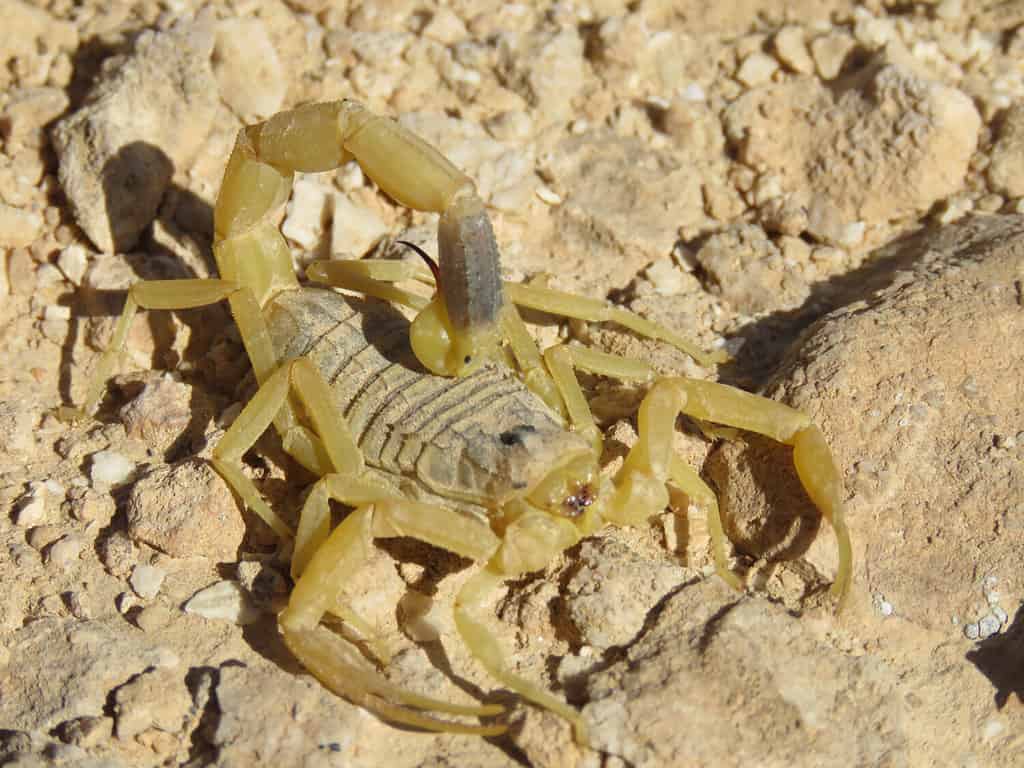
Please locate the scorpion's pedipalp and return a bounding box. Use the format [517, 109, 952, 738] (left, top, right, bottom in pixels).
[670, 378, 852, 605]
[543, 344, 603, 455]
[64, 279, 242, 418]
[504, 281, 728, 368]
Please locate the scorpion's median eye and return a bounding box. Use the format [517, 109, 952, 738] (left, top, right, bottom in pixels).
[464, 355, 472, 364]
[499, 424, 536, 447]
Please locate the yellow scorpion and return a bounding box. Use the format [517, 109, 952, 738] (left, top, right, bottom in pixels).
[67, 101, 852, 743]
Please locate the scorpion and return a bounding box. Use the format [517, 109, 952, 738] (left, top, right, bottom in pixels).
[65, 100, 852, 744]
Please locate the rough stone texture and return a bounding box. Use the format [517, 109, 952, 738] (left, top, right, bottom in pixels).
[126, 458, 245, 561]
[988, 103, 1024, 198]
[212, 18, 287, 121]
[716, 215, 1024, 629]
[564, 536, 689, 650]
[583, 581, 905, 768]
[723, 55, 981, 244]
[0, 618, 178, 732]
[51, 19, 218, 253]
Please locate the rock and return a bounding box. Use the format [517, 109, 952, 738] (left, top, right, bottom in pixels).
[987, 103, 1024, 198]
[695, 224, 809, 313]
[129, 564, 165, 600]
[0, 202, 42, 248]
[99, 532, 136, 579]
[211, 665, 409, 766]
[13, 481, 48, 527]
[564, 536, 688, 650]
[0, 87, 69, 145]
[773, 26, 814, 74]
[723, 56, 981, 243]
[55, 243, 89, 286]
[715, 215, 1024, 625]
[736, 52, 778, 87]
[118, 374, 214, 460]
[810, 32, 856, 79]
[45, 534, 85, 568]
[51, 19, 217, 253]
[541, 133, 705, 286]
[212, 18, 287, 120]
[126, 458, 244, 561]
[89, 450, 135, 487]
[330, 192, 388, 258]
[583, 582, 904, 767]
[0, 618, 177, 731]
[183, 581, 260, 625]
[112, 667, 191, 740]
[281, 176, 332, 251]
[497, 26, 584, 125]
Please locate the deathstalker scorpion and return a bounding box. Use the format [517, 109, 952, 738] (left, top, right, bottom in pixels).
[66, 100, 852, 743]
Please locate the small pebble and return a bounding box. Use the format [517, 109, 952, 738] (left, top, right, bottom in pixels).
[184, 581, 261, 625]
[736, 52, 778, 87]
[963, 622, 980, 640]
[135, 603, 171, 632]
[89, 450, 135, 486]
[116, 591, 139, 615]
[27, 524, 62, 551]
[57, 244, 89, 285]
[14, 482, 47, 526]
[47, 534, 85, 567]
[977, 614, 1001, 639]
[130, 564, 166, 600]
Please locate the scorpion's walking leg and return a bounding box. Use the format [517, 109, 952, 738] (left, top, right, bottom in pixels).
[280, 498, 509, 734]
[62, 280, 278, 420]
[504, 281, 729, 368]
[455, 564, 589, 745]
[216, 354, 507, 731]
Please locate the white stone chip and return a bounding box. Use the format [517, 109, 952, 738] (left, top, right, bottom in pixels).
[736, 52, 778, 87]
[535, 186, 562, 206]
[14, 482, 47, 527]
[184, 581, 261, 625]
[90, 450, 135, 486]
[57, 244, 89, 286]
[282, 177, 332, 250]
[330, 193, 388, 258]
[977, 614, 1001, 639]
[213, 18, 287, 119]
[130, 564, 166, 600]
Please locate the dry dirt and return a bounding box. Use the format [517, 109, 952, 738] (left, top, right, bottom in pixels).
[1, 1, 1023, 767]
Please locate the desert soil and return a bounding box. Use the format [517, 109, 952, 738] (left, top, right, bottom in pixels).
[0, 1, 1022, 767]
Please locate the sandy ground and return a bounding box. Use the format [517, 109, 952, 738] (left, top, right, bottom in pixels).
[1, 1, 1022, 766]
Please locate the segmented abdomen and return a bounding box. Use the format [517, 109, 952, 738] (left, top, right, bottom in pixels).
[265, 287, 578, 507]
